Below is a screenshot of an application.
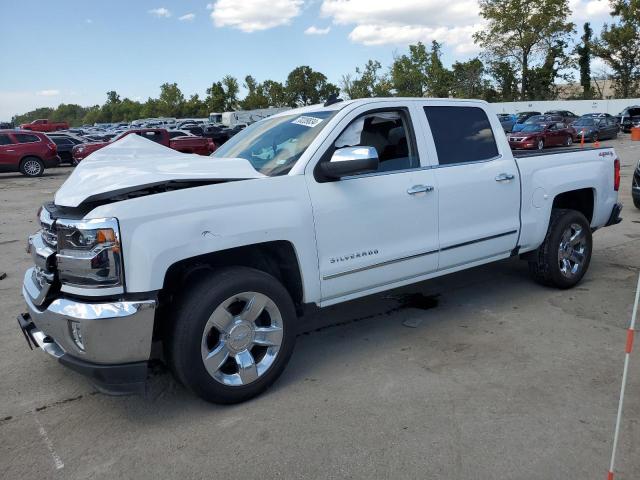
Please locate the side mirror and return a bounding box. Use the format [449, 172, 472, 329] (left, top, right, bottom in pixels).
[318, 146, 379, 180]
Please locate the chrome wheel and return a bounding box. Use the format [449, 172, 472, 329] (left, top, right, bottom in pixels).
[23, 159, 42, 176]
[537, 139, 544, 150]
[200, 291, 283, 386]
[558, 223, 587, 278]
[565, 136, 573, 146]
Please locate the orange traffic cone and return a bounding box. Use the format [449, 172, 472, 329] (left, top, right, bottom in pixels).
[580, 129, 585, 148]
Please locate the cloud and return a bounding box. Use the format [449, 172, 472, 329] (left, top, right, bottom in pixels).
[569, 0, 611, 23]
[85, 19, 93, 24]
[206, 3, 214, 10]
[148, 7, 171, 18]
[210, 0, 304, 32]
[36, 90, 60, 97]
[305, 25, 331, 35]
[179, 13, 196, 21]
[319, 0, 483, 53]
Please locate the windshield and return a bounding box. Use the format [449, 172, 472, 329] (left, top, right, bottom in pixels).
[524, 115, 545, 124]
[212, 111, 337, 176]
[573, 118, 596, 126]
[520, 124, 544, 132]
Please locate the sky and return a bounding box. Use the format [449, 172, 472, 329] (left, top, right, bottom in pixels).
[0, 0, 615, 121]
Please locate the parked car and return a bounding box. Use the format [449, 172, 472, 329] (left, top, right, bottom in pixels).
[19, 119, 69, 132]
[544, 110, 578, 124]
[572, 117, 619, 142]
[497, 113, 516, 132]
[48, 136, 77, 165]
[508, 122, 575, 150]
[581, 112, 617, 122]
[72, 128, 215, 162]
[514, 111, 541, 124]
[618, 106, 640, 133]
[17, 98, 622, 404]
[0, 130, 60, 176]
[0, 122, 13, 129]
[633, 160, 640, 209]
[512, 114, 563, 133]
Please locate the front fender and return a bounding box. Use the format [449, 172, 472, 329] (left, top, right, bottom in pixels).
[88, 175, 321, 303]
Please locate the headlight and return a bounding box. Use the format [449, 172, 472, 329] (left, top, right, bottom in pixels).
[56, 218, 124, 293]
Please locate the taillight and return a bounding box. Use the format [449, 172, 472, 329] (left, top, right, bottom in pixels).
[614, 158, 620, 191]
[47, 142, 56, 153]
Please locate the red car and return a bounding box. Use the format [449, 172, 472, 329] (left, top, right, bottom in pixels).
[72, 129, 216, 162]
[0, 130, 60, 176]
[508, 122, 576, 150]
[19, 119, 69, 132]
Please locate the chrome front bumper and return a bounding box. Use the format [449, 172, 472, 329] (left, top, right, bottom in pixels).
[21, 268, 156, 365]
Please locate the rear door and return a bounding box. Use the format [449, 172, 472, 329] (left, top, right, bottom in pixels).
[420, 103, 520, 270]
[0, 133, 17, 170]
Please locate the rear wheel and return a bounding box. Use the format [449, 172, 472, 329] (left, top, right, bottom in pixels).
[528, 209, 592, 289]
[565, 135, 573, 146]
[168, 267, 297, 404]
[19, 157, 44, 177]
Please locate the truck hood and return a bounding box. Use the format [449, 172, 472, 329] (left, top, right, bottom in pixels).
[55, 134, 265, 208]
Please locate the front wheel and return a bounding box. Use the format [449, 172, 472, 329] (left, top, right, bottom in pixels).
[537, 138, 544, 150]
[528, 209, 592, 289]
[168, 267, 297, 404]
[565, 135, 573, 146]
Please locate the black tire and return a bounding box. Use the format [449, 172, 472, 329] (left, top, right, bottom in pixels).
[633, 196, 640, 209]
[537, 138, 544, 150]
[528, 209, 592, 289]
[167, 267, 297, 404]
[565, 135, 573, 146]
[19, 157, 44, 177]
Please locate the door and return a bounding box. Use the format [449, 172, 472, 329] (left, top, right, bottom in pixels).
[421, 104, 520, 270]
[306, 104, 439, 302]
[0, 133, 17, 170]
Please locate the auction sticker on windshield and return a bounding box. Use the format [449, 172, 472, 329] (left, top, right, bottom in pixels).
[292, 116, 324, 128]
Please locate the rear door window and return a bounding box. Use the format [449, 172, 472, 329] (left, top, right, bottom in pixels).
[423, 106, 498, 165]
[0, 134, 14, 145]
[14, 133, 40, 143]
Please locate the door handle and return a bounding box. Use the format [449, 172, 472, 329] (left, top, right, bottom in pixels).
[6, 149, 15, 152]
[407, 184, 434, 195]
[495, 173, 515, 182]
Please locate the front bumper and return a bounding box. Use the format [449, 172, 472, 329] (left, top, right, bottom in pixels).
[20, 267, 156, 394]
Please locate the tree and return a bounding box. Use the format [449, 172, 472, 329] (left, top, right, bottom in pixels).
[527, 40, 573, 100]
[205, 75, 239, 112]
[576, 23, 593, 99]
[488, 61, 520, 101]
[390, 42, 429, 96]
[285, 66, 339, 106]
[239, 75, 270, 109]
[474, 0, 575, 99]
[595, 0, 640, 98]
[158, 82, 185, 117]
[424, 41, 452, 97]
[451, 58, 488, 98]
[341, 60, 392, 99]
[183, 94, 207, 117]
[221, 75, 239, 110]
[262, 80, 288, 107]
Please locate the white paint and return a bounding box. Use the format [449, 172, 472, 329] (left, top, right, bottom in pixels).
[489, 98, 640, 116]
[32, 412, 64, 470]
[58, 98, 618, 307]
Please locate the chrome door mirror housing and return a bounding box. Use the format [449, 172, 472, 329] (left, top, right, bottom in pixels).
[318, 146, 379, 180]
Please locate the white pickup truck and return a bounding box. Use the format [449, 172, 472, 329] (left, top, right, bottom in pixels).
[18, 98, 622, 404]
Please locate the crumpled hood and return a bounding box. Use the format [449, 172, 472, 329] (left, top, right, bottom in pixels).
[55, 134, 265, 207]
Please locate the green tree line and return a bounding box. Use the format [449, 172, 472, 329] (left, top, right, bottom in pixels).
[12, 0, 639, 126]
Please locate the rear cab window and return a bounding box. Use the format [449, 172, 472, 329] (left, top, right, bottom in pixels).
[423, 106, 499, 166]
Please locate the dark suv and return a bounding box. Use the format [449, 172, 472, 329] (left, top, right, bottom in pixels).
[618, 106, 640, 133]
[0, 130, 60, 176]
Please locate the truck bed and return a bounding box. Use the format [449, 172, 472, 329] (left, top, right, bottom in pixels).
[512, 146, 610, 158]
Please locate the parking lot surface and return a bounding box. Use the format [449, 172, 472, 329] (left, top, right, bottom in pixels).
[1, 138, 639, 479]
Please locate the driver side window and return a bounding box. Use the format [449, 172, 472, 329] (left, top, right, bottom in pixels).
[333, 110, 419, 173]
